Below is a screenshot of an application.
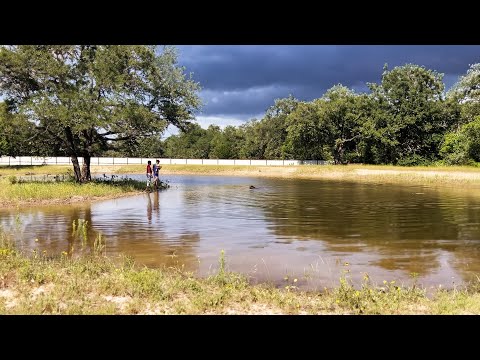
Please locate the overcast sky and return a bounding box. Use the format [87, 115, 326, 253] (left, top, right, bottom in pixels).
[175, 45, 480, 131]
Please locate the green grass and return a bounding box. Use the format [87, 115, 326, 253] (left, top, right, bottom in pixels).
[1, 229, 480, 314]
[0, 176, 152, 208]
[0, 165, 73, 176]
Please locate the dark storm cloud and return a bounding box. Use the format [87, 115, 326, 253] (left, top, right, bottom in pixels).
[177, 45, 480, 124]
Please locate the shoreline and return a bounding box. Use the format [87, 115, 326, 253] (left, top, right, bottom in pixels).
[0, 190, 141, 209]
[3, 164, 480, 208]
[1, 245, 479, 314]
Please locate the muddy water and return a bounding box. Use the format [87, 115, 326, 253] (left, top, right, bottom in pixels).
[2, 174, 480, 290]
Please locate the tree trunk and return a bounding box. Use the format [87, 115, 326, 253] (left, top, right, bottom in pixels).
[65, 126, 82, 182]
[334, 144, 343, 165]
[81, 155, 91, 182]
[71, 156, 82, 181]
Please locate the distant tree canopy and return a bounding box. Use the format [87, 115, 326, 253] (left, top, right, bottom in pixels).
[0, 45, 201, 181]
[447, 63, 480, 125]
[2, 57, 480, 167]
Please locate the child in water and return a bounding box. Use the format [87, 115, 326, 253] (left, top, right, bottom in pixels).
[146, 160, 153, 191]
[152, 159, 162, 189]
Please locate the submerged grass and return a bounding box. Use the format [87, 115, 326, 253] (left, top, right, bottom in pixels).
[1, 230, 480, 314]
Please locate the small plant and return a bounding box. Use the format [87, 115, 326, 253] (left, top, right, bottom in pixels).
[219, 249, 226, 276]
[93, 233, 105, 256]
[8, 175, 17, 184]
[211, 250, 229, 286]
[70, 219, 107, 257]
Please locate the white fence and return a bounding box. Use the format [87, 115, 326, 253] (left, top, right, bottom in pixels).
[0, 156, 330, 166]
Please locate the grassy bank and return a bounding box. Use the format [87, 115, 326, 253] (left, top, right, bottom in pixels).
[0, 176, 149, 208]
[1, 233, 480, 315]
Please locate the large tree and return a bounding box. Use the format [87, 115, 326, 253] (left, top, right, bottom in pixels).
[447, 63, 480, 125]
[284, 101, 332, 160]
[0, 45, 201, 181]
[261, 95, 299, 159]
[317, 85, 364, 164]
[367, 64, 450, 164]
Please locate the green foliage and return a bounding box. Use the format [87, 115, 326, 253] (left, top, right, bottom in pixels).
[0, 102, 58, 157]
[163, 123, 212, 158]
[447, 63, 480, 124]
[440, 131, 470, 165]
[283, 101, 330, 160]
[238, 119, 266, 159]
[441, 116, 480, 165]
[262, 95, 299, 159]
[366, 64, 451, 164]
[396, 154, 433, 167]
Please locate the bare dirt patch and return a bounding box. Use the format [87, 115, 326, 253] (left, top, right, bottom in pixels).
[103, 295, 132, 312]
[31, 283, 54, 300]
[0, 289, 17, 309]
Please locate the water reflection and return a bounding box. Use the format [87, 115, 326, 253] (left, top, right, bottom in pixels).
[1, 174, 480, 289]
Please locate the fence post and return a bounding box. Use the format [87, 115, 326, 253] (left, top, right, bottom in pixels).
[9, 156, 10, 166]
[127, 157, 129, 165]
[31, 157, 32, 165]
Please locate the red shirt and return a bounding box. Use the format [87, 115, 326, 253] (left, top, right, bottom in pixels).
[146, 164, 152, 174]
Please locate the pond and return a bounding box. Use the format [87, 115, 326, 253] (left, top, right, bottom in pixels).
[2, 174, 480, 290]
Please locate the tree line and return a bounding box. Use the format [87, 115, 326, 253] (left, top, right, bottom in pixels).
[157, 63, 479, 166]
[1, 46, 480, 184]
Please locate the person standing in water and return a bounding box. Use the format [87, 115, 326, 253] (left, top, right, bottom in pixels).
[152, 159, 162, 190]
[146, 160, 153, 191]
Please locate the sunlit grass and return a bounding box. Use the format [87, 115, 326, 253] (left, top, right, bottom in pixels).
[1, 229, 480, 314]
[0, 177, 147, 207]
[0, 165, 72, 176]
